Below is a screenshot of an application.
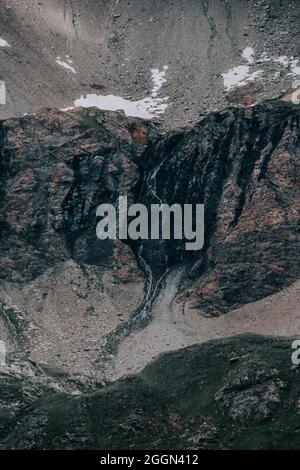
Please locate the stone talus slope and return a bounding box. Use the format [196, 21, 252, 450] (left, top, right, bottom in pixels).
[0, 101, 299, 316]
[0, 0, 299, 128]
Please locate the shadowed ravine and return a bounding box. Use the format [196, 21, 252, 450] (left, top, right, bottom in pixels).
[96, 152, 186, 372]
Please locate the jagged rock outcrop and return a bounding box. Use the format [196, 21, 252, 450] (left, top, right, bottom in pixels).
[0, 108, 153, 283]
[0, 100, 299, 315]
[159, 101, 300, 313]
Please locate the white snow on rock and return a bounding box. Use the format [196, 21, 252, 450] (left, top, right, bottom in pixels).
[242, 47, 255, 64]
[260, 52, 272, 63]
[223, 47, 262, 90]
[68, 94, 168, 119]
[0, 38, 11, 47]
[151, 66, 168, 97]
[274, 56, 300, 76]
[0, 81, 6, 105]
[64, 66, 169, 119]
[274, 55, 290, 66]
[222, 65, 262, 90]
[291, 62, 300, 76]
[56, 57, 76, 74]
[0, 340, 5, 366]
[222, 48, 300, 91]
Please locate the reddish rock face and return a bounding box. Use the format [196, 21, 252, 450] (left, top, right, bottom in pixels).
[182, 103, 300, 314]
[113, 240, 143, 283]
[140, 102, 300, 315]
[0, 102, 299, 315]
[130, 123, 148, 145]
[0, 108, 154, 282]
[226, 83, 265, 107]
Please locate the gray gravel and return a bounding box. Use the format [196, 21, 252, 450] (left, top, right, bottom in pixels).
[0, 0, 299, 128]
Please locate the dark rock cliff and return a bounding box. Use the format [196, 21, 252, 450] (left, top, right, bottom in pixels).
[0, 101, 299, 315]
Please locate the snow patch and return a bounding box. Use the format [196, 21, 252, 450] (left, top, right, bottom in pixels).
[260, 52, 272, 63]
[0, 38, 11, 48]
[291, 62, 300, 76]
[56, 57, 76, 74]
[0, 341, 5, 366]
[242, 47, 255, 64]
[64, 66, 169, 119]
[223, 47, 262, 90]
[273, 56, 300, 76]
[151, 66, 168, 97]
[67, 94, 168, 119]
[274, 56, 290, 66]
[0, 81, 6, 104]
[223, 47, 300, 91]
[222, 65, 262, 90]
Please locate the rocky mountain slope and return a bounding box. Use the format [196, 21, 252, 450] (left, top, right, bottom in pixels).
[0, 0, 299, 128]
[0, 97, 299, 383]
[0, 0, 299, 451]
[1, 335, 300, 450]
